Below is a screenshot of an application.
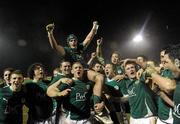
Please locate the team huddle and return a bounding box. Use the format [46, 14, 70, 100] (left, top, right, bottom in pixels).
[0, 21, 180, 124]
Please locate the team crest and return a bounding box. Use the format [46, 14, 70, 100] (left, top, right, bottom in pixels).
[86, 85, 90, 90]
[118, 70, 122, 74]
[114, 85, 119, 90]
[135, 80, 140, 84]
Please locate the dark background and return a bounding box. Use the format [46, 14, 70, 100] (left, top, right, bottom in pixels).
[0, 1, 180, 76]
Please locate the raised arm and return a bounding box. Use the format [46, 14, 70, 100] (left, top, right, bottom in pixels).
[82, 21, 99, 49]
[46, 23, 65, 56]
[87, 70, 104, 102]
[96, 37, 103, 58]
[87, 52, 96, 66]
[96, 37, 105, 65]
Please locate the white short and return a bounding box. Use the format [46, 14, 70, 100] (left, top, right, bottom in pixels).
[60, 115, 92, 124]
[130, 116, 157, 124]
[58, 111, 68, 124]
[156, 117, 173, 124]
[32, 113, 56, 124]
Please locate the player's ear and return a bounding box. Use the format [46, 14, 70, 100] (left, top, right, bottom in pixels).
[174, 59, 180, 68]
[71, 69, 74, 74]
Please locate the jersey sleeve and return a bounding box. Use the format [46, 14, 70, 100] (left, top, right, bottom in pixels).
[118, 80, 128, 95]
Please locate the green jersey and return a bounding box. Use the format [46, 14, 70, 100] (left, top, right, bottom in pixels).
[161, 69, 174, 79]
[50, 73, 66, 85]
[59, 79, 93, 120]
[23, 81, 53, 122]
[50, 73, 67, 106]
[36, 80, 50, 91]
[112, 64, 124, 75]
[38, 80, 57, 112]
[0, 79, 5, 88]
[157, 69, 174, 121]
[173, 82, 180, 124]
[105, 78, 127, 112]
[63, 43, 87, 67]
[121, 78, 157, 118]
[0, 86, 24, 124]
[105, 78, 127, 97]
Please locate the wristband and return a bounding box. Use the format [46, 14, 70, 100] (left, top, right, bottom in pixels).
[93, 95, 102, 104]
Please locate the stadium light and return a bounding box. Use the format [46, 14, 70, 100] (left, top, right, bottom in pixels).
[133, 34, 143, 42]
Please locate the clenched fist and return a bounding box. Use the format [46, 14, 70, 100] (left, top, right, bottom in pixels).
[93, 21, 99, 34]
[46, 23, 55, 33]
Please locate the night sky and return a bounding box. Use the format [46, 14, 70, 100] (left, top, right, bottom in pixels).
[0, 1, 180, 75]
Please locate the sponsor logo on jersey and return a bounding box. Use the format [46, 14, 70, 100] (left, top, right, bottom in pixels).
[86, 85, 90, 90]
[127, 87, 136, 97]
[114, 85, 119, 90]
[135, 80, 140, 84]
[76, 92, 88, 101]
[173, 103, 180, 118]
[0, 97, 8, 102]
[118, 70, 122, 74]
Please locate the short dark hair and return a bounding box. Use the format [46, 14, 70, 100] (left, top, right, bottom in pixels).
[110, 51, 120, 58]
[90, 59, 102, 68]
[3, 67, 14, 74]
[59, 59, 71, 67]
[124, 60, 137, 68]
[136, 55, 148, 62]
[72, 62, 83, 68]
[3, 67, 14, 78]
[165, 44, 180, 62]
[105, 63, 116, 70]
[10, 70, 23, 78]
[161, 44, 171, 52]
